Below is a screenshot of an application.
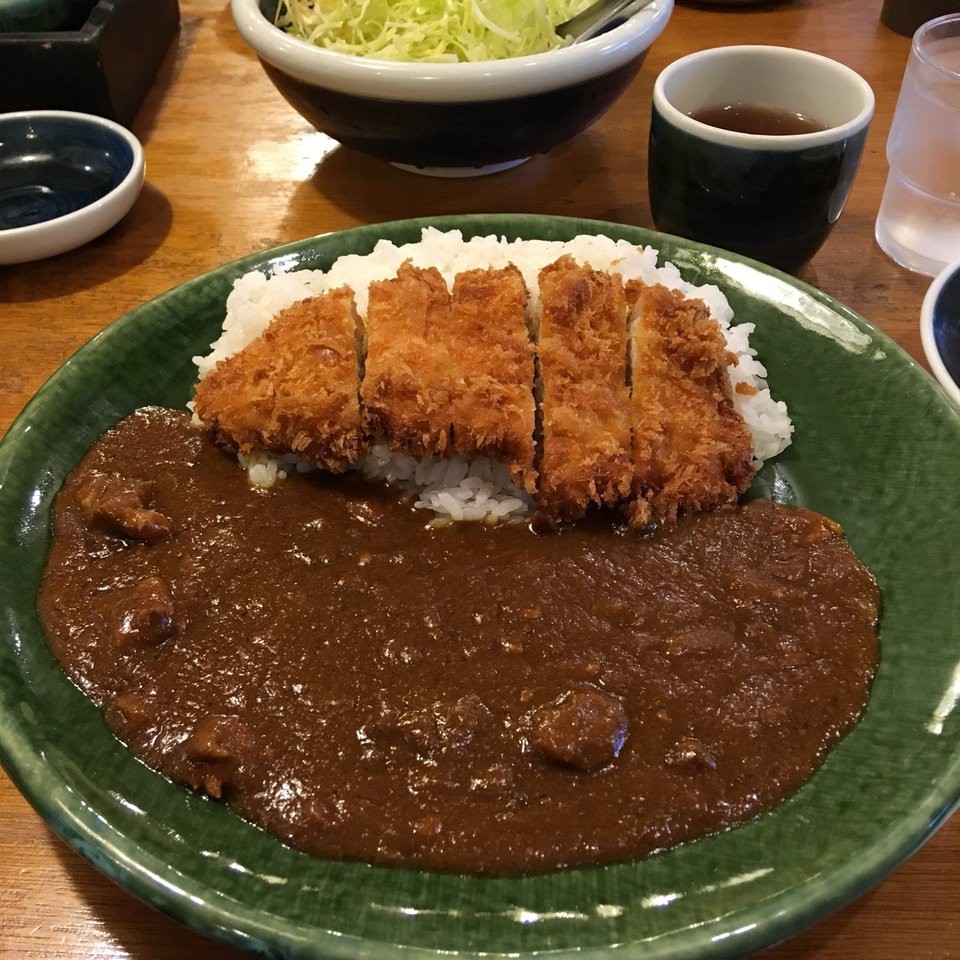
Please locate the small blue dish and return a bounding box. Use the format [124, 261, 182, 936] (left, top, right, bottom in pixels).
[921, 259, 960, 407]
[0, 110, 144, 264]
[0, 0, 94, 32]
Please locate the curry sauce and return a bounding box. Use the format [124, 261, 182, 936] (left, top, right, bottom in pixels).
[39, 407, 879, 874]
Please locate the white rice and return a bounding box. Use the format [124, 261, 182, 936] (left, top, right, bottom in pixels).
[359, 444, 531, 522]
[194, 229, 793, 521]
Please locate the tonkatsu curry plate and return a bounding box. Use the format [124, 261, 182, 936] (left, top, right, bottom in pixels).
[2, 217, 959, 958]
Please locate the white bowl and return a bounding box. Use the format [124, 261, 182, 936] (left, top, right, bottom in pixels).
[921, 258, 960, 407]
[0, 110, 145, 265]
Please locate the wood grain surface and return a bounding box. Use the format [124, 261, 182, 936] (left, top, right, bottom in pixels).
[1, 0, 957, 958]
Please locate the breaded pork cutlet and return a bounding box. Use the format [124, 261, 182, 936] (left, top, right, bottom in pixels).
[193, 286, 365, 471]
[448, 265, 537, 493]
[362, 262, 455, 458]
[536, 256, 633, 522]
[629, 283, 755, 529]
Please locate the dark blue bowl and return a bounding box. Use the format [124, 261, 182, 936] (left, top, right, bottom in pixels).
[0, 110, 143, 264]
[922, 260, 960, 407]
[231, 0, 673, 175]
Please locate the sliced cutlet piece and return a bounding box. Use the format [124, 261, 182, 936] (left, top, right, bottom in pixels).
[362, 261, 455, 458]
[624, 278, 644, 313]
[536, 256, 633, 522]
[629, 283, 755, 528]
[448, 265, 537, 493]
[193, 286, 364, 471]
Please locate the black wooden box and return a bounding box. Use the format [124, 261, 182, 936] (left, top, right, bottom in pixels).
[0, 0, 181, 127]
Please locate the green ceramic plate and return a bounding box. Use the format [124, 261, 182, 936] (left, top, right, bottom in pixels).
[1, 214, 959, 960]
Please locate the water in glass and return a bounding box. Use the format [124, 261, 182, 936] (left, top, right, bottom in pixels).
[875, 25, 960, 276]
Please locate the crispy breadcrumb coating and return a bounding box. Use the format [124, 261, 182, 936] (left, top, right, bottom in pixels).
[624, 278, 644, 313]
[629, 283, 755, 528]
[362, 261, 455, 458]
[194, 265, 759, 531]
[536, 256, 633, 522]
[192, 287, 365, 471]
[449, 266, 537, 493]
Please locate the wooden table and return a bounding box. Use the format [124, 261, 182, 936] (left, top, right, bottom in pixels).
[1, 0, 957, 957]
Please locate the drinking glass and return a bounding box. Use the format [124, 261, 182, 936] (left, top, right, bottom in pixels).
[875, 14, 960, 276]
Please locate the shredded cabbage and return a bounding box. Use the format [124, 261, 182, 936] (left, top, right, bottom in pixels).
[276, 0, 596, 62]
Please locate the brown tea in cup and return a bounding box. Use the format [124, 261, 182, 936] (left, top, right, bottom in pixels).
[689, 104, 828, 136]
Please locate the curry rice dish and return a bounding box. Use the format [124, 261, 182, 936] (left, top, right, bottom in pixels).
[39, 232, 878, 875]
